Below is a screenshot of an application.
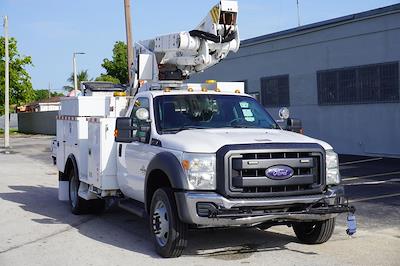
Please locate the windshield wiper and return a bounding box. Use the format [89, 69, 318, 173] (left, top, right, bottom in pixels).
[231, 125, 251, 128]
[230, 124, 258, 129]
[162, 126, 207, 133]
[229, 125, 278, 129]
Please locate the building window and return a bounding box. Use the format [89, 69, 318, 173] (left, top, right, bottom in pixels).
[261, 75, 290, 107]
[317, 62, 399, 105]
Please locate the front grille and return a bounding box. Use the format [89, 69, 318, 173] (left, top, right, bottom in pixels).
[216, 144, 326, 198]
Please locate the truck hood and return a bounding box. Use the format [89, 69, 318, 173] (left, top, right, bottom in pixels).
[158, 128, 333, 153]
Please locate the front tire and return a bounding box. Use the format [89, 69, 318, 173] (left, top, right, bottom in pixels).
[149, 188, 188, 258]
[293, 218, 336, 244]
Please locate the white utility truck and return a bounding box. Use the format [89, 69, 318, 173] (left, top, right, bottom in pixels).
[54, 1, 355, 258]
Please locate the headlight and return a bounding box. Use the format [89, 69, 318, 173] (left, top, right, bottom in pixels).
[182, 153, 216, 190]
[326, 150, 340, 185]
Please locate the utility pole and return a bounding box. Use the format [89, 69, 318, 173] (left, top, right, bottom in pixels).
[73, 52, 85, 92]
[73, 54, 78, 91]
[3, 16, 10, 149]
[124, 0, 134, 92]
[48, 83, 51, 99]
[296, 0, 301, 27]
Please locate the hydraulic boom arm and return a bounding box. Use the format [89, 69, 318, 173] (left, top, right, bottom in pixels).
[133, 0, 240, 88]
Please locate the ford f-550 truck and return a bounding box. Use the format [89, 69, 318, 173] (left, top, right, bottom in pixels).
[53, 1, 354, 258]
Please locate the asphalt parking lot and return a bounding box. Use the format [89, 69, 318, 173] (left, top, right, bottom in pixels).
[0, 136, 399, 266]
[339, 155, 400, 229]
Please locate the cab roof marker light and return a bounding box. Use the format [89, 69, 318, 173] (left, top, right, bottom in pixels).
[164, 87, 171, 92]
[114, 91, 126, 97]
[201, 87, 208, 92]
[215, 88, 221, 92]
[188, 87, 194, 92]
[235, 89, 241, 93]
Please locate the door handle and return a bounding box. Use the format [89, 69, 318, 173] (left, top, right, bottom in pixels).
[118, 144, 122, 157]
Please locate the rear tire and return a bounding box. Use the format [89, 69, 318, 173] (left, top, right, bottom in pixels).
[149, 188, 188, 258]
[293, 218, 336, 244]
[68, 169, 88, 215]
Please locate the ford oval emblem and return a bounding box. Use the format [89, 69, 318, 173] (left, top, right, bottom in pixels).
[265, 165, 294, 180]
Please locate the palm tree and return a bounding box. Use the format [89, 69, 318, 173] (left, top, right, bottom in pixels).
[63, 70, 92, 91]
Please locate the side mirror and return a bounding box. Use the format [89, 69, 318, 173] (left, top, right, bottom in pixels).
[115, 117, 137, 143]
[286, 118, 303, 134]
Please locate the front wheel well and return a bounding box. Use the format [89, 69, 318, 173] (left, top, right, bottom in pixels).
[146, 170, 172, 213]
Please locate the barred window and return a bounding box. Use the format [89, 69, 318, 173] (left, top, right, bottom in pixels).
[261, 75, 290, 107]
[317, 62, 399, 105]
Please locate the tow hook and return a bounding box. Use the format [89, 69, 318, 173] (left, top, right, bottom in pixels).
[307, 197, 357, 236]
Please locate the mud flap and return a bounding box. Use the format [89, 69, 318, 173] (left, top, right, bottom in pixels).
[58, 181, 69, 201]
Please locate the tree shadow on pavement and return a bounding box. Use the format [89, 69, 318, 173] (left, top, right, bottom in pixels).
[0, 185, 317, 260]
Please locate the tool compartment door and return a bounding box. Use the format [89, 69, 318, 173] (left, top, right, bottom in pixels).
[88, 120, 101, 186]
[88, 118, 118, 190]
[56, 119, 65, 171]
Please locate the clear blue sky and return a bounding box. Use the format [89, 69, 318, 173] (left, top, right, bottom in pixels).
[1, 0, 399, 92]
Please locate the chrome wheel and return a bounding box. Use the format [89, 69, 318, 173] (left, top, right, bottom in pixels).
[152, 200, 170, 247]
[149, 188, 188, 257]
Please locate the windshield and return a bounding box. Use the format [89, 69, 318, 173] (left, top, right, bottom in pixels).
[154, 94, 279, 133]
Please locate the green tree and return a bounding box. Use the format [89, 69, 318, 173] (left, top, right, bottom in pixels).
[33, 89, 64, 101]
[63, 70, 91, 91]
[33, 89, 50, 101]
[0, 37, 35, 114]
[98, 41, 128, 84]
[95, 74, 120, 84]
[51, 91, 65, 97]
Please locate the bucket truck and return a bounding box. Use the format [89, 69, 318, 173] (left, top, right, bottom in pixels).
[53, 1, 355, 258]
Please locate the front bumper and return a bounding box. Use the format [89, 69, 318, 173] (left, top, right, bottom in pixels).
[175, 186, 348, 227]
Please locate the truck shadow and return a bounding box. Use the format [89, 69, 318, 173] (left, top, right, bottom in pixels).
[185, 228, 317, 259]
[0, 185, 316, 260]
[0, 185, 158, 258]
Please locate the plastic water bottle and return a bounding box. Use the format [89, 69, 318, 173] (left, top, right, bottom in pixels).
[346, 213, 357, 236]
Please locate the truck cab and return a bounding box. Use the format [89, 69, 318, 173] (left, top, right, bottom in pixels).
[112, 81, 347, 256]
[116, 81, 341, 205]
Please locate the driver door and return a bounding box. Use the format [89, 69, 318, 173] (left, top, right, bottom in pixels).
[117, 97, 155, 202]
